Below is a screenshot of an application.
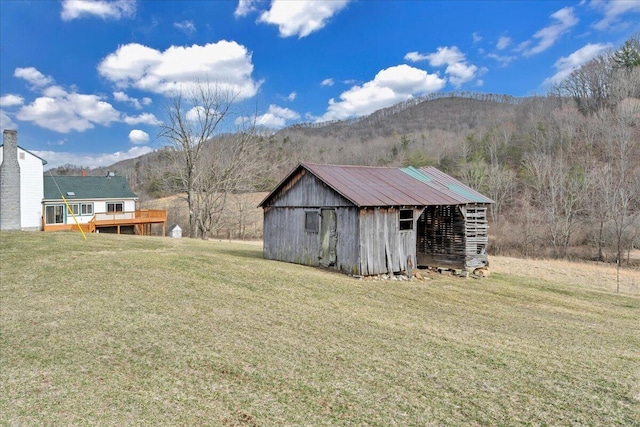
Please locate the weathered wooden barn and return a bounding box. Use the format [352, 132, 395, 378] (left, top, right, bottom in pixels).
[260, 163, 493, 276]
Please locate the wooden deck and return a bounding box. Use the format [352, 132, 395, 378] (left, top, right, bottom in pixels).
[43, 209, 168, 236]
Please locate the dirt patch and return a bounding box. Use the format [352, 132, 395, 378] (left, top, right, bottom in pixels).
[491, 255, 640, 295]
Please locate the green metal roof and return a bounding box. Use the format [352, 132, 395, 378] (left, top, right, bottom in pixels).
[44, 176, 138, 200]
[400, 166, 432, 184]
[445, 184, 488, 203]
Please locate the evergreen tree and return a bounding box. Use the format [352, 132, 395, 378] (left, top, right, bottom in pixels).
[612, 35, 640, 70]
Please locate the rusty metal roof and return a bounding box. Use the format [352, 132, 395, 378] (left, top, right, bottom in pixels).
[260, 163, 493, 208]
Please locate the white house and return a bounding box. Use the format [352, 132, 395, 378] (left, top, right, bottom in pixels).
[1, 130, 167, 235]
[0, 129, 47, 230]
[42, 174, 140, 231]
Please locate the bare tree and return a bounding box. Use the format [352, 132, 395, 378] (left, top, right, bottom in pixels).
[458, 157, 488, 194]
[486, 163, 516, 225]
[523, 151, 589, 258]
[159, 82, 237, 238]
[555, 54, 613, 115]
[192, 130, 264, 239]
[601, 109, 640, 291]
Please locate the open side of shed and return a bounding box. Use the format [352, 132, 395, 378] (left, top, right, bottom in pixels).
[416, 203, 489, 270]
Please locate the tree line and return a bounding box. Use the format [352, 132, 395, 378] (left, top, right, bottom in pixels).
[102, 34, 638, 272]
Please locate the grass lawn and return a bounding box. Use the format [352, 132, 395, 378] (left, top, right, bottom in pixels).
[1, 232, 639, 426]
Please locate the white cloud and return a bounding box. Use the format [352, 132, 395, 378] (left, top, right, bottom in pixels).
[472, 32, 482, 43]
[592, 0, 640, 31]
[408, 46, 479, 88]
[446, 62, 479, 87]
[11, 67, 157, 133]
[16, 89, 120, 133]
[286, 92, 297, 101]
[35, 146, 153, 170]
[98, 41, 260, 99]
[1, 110, 17, 131]
[486, 53, 517, 66]
[185, 106, 206, 122]
[128, 129, 149, 144]
[404, 51, 430, 62]
[238, 104, 300, 128]
[14, 67, 54, 88]
[424, 46, 466, 67]
[174, 20, 196, 34]
[543, 42, 612, 86]
[123, 112, 160, 125]
[47, 138, 67, 146]
[0, 94, 24, 107]
[113, 91, 145, 109]
[258, 0, 350, 38]
[60, 0, 136, 21]
[497, 36, 511, 50]
[521, 7, 578, 56]
[320, 64, 445, 122]
[42, 86, 68, 98]
[321, 78, 334, 87]
[234, 0, 260, 17]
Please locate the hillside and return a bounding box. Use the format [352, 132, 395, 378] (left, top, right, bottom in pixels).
[47, 93, 529, 197]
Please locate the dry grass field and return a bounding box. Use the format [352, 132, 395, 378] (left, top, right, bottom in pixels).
[1, 232, 639, 426]
[490, 252, 640, 296]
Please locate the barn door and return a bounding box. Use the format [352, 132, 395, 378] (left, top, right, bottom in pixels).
[320, 209, 337, 267]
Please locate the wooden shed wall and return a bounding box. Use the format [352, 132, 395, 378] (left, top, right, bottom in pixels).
[267, 169, 353, 208]
[263, 206, 360, 274]
[358, 207, 417, 276]
[262, 169, 361, 274]
[263, 207, 320, 267]
[334, 207, 360, 275]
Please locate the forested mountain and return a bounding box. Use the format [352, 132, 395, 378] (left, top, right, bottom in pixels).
[49, 93, 527, 189]
[49, 35, 640, 266]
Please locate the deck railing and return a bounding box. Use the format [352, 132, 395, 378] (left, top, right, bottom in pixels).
[43, 209, 167, 233]
[94, 209, 167, 224]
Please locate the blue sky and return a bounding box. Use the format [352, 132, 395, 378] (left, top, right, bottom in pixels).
[1, 0, 639, 169]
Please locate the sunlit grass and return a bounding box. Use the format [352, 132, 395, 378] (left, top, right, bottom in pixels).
[1, 231, 639, 425]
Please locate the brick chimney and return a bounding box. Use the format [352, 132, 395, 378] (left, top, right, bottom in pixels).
[0, 129, 22, 230]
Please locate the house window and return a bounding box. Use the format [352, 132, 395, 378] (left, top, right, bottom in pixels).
[399, 209, 414, 231]
[81, 203, 93, 215]
[45, 205, 65, 224]
[68, 204, 79, 216]
[107, 202, 124, 213]
[305, 211, 319, 233]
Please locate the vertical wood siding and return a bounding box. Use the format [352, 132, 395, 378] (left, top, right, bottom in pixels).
[263, 168, 363, 273]
[335, 207, 359, 275]
[263, 207, 320, 266]
[263, 206, 361, 274]
[268, 170, 353, 208]
[358, 207, 417, 276]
